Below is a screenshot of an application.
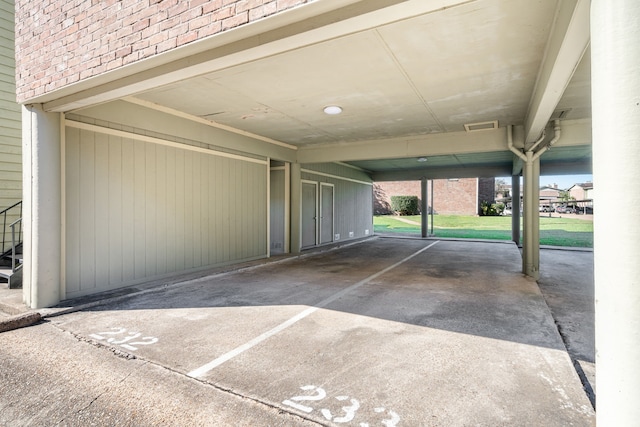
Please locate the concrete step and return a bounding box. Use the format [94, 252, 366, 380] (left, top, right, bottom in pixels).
[0, 267, 22, 289]
[0, 267, 12, 279]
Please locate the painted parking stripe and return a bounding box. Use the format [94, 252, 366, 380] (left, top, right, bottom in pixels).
[187, 241, 440, 378]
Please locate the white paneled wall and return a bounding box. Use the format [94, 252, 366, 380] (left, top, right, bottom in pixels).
[0, 0, 22, 210]
[301, 163, 373, 244]
[64, 126, 267, 298]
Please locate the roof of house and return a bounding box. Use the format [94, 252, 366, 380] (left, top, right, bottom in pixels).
[570, 182, 594, 190]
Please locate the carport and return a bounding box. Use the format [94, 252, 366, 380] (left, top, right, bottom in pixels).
[17, 0, 638, 424]
[30, 238, 591, 425]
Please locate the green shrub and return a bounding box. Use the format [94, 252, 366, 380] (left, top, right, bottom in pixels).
[391, 196, 419, 215]
[480, 200, 504, 216]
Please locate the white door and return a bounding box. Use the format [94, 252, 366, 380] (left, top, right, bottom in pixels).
[320, 183, 334, 244]
[301, 181, 318, 248]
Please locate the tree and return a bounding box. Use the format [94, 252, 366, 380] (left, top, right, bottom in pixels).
[495, 178, 509, 198]
[558, 190, 575, 202]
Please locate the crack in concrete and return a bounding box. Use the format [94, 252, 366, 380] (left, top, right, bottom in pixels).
[51, 321, 323, 425]
[537, 294, 596, 410]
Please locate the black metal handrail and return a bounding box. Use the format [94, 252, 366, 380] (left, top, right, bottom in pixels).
[10, 218, 22, 272]
[1, 201, 22, 256]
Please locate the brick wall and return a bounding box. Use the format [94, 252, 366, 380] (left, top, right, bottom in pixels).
[432, 179, 477, 215]
[375, 178, 495, 216]
[374, 181, 422, 214]
[478, 177, 495, 207]
[15, 0, 310, 102]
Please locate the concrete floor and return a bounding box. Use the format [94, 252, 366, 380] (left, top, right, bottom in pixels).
[538, 248, 595, 407]
[0, 238, 594, 426]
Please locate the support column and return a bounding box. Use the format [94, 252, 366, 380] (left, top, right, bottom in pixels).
[421, 178, 428, 238]
[521, 152, 540, 279]
[22, 104, 62, 308]
[430, 180, 434, 236]
[290, 163, 302, 254]
[511, 175, 521, 245]
[592, 0, 640, 423]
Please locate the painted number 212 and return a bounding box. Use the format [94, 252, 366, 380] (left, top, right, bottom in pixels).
[90, 327, 159, 351]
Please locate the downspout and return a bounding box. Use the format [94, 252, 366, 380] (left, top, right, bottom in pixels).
[508, 125, 526, 162]
[507, 121, 560, 160]
[532, 120, 561, 161]
[528, 128, 547, 153]
[508, 122, 562, 278]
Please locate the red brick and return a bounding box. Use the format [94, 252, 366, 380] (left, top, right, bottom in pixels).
[222, 11, 248, 30]
[277, 0, 306, 12]
[202, 0, 224, 14]
[184, 5, 204, 21]
[374, 178, 494, 216]
[168, 23, 190, 39]
[115, 45, 133, 58]
[211, 6, 233, 21]
[15, 0, 313, 102]
[188, 15, 211, 32]
[237, 0, 264, 13]
[189, 0, 210, 8]
[167, 1, 189, 18]
[123, 51, 141, 65]
[177, 31, 198, 46]
[249, 3, 276, 21]
[156, 37, 177, 53]
[106, 57, 124, 71]
[197, 20, 222, 38]
[132, 18, 151, 32]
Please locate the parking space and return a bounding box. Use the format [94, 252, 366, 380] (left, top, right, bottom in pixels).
[49, 238, 594, 426]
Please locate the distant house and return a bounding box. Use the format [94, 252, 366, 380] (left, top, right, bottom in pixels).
[569, 182, 594, 201]
[539, 184, 562, 207]
[374, 178, 496, 216]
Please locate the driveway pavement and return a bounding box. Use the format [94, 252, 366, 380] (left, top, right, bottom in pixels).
[0, 238, 594, 426]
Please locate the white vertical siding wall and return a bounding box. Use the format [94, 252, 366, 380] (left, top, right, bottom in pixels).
[64, 125, 268, 298]
[0, 0, 21, 210]
[270, 168, 286, 253]
[302, 163, 373, 242]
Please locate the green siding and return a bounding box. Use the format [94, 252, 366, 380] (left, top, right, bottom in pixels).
[302, 163, 374, 243]
[0, 0, 20, 211]
[64, 121, 269, 298]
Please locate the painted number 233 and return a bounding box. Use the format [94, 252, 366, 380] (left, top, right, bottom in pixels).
[283, 385, 400, 426]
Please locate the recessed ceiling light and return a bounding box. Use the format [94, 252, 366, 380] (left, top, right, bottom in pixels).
[323, 105, 343, 115]
[417, 157, 428, 162]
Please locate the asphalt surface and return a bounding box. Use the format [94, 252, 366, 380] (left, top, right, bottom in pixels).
[0, 238, 595, 426]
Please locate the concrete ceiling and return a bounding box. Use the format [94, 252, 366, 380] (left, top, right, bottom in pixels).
[86, 0, 594, 179]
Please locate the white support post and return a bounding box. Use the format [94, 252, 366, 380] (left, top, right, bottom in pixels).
[284, 162, 291, 253]
[511, 175, 521, 245]
[521, 152, 540, 279]
[592, 0, 640, 423]
[290, 163, 302, 254]
[421, 178, 428, 238]
[22, 104, 62, 308]
[532, 157, 540, 270]
[430, 180, 434, 236]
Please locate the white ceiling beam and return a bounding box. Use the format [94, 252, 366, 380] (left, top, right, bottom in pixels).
[540, 161, 592, 176]
[373, 165, 513, 181]
[523, 0, 590, 144]
[297, 127, 512, 164]
[39, 0, 472, 112]
[298, 119, 591, 166]
[552, 118, 592, 147]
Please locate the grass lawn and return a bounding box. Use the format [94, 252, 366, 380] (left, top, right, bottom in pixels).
[373, 214, 593, 248]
